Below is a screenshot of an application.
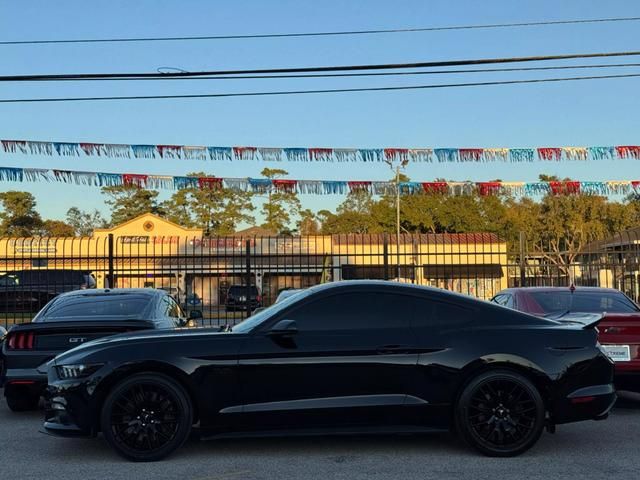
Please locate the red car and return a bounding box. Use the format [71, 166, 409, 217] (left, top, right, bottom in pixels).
[491, 287, 640, 392]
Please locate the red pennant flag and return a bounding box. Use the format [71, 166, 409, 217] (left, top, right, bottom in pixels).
[459, 148, 484, 162]
[197, 177, 223, 189]
[272, 179, 298, 191]
[383, 148, 409, 161]
[421, 182, 449, 194]
[308, 148, 333, 161]
[123, 174, 148, 187]
[232, 146, 257, 160]
[348, 181, 372, 192]
[615, 146, 640, 159]
[477, 181, 502, 196]
[549, 181, 581, 195]
[157, 145, 182, 158]
[537, 148, 562, 161]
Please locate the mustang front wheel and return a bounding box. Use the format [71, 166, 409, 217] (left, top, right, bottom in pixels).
[456, 369, 545, 457]
[100, 373, 193, 462]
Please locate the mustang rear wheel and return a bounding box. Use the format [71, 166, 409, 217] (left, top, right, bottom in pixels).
[455, 369, 545, 457]
[100, 373, 193, 462]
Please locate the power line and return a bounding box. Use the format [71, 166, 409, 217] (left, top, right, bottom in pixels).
[1, 16, 639, 45]
[1, 72, 638, 103]
[3, 50, 640, 81]
[10, 63, 640, 82]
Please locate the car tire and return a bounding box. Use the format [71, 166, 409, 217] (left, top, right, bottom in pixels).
[6, 392, 40, 412]
[100, 373, 193, 462]
[455, 369, 545, 457]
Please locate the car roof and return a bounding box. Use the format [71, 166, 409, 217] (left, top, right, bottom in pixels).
[306, 280, 475, 300]
[55, 288, 164, 298]
[499, 286, 622, 294]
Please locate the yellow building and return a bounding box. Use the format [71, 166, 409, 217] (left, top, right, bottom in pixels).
[0, 213, 509, 305]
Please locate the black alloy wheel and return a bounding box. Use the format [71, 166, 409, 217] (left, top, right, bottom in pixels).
[456, 370, 545, 457]
[101, 373, 193, 462]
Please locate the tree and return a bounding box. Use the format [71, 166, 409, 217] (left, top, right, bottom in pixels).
[40, 220, 76, 237]
[260, 168, 301, 234]
[0, 191, 43, 236]
[66, 207, 110, 236]
[297, 209, 319, 235]
[101, 184, 163, 225]
[162, 172, 255, 235]
[320, 189, 375, 234]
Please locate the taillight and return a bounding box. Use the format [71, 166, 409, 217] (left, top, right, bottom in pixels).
[257, 295, 262, 302]
[7, 332, 35, 350]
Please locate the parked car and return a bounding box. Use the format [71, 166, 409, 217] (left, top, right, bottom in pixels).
[1, 288, 201, 412]
[44, 281, 614, 461]
[491, 286, 640, 391]
[0, 269, 96, 313]
[225, 285, 262, 312]
[0, 325, 6, 383]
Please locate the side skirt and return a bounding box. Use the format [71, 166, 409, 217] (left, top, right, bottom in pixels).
[199, 424, 449, 441]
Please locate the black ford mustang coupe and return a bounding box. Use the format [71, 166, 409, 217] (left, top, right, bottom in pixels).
[44, 281, 615, 461]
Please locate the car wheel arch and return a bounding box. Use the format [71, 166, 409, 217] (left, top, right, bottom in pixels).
[453, 357, 553, 413]
[93, 362, 200, 428]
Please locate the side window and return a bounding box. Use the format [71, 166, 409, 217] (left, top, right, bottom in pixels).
[162, 296, 183, 326]
[491, 294, 506, 305]
[407, 296, 473, 328]
[504, 294, 514, 309]
[284, 292, 409, 332]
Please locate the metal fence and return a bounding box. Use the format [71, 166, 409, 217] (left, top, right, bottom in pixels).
[0, 230, 639, 328]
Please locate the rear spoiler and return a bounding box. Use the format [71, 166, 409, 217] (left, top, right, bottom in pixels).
[546, 312, 604, 330]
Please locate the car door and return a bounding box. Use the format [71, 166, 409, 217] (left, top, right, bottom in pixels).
[235, 287, 421, 430]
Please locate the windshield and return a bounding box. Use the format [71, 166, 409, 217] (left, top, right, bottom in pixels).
[528, 290, 639, 314]
[38, 294, 151, 320]
[232, 289, 312, 333]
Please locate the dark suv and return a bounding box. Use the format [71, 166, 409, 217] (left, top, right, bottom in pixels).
[225, 285, 262, 312]
[0, 269, 96, 313]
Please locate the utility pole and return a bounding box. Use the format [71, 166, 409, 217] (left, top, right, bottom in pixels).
[385, 156, 409, 280]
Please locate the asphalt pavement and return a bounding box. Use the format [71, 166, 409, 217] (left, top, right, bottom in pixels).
[1, 391, 639, 480]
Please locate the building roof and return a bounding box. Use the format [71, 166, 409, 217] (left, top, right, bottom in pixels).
[234, 226, 278, 236]
[93, 213, 203, 236]
[581, 226, 640, 251]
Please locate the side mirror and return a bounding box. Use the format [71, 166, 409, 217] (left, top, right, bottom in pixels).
[267, 319, 298, 337]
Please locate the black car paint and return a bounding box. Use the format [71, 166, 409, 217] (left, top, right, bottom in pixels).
[1, 288, 189, 401]
[44, 281, 615, 442]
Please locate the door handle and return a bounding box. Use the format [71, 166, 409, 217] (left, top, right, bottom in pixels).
[376, 344, 412, 354]
[603, 327, 621, 334]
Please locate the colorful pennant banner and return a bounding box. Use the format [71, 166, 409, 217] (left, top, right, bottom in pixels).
[0, 166, 638, 197]
[2, 139, 640, 163]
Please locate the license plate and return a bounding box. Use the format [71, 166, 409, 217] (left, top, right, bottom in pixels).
[239, 296, 246, 301]
[602, 345, 631, 362]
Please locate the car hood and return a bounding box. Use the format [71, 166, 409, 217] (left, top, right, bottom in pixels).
[51, 326, 236, 364]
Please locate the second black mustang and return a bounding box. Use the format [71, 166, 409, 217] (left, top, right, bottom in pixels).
[44, 281, 615, 461]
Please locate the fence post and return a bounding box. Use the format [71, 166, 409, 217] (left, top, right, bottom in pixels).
[519, 231, 526, 287]
[245, 239, 252, 319]
[383, 233, 389, 280]
[107, 233, 114, 289]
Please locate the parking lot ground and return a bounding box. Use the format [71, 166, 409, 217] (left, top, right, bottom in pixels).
[1, 391, 640, 480]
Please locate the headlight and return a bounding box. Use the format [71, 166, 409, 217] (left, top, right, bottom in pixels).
[56, 363, 104, 379]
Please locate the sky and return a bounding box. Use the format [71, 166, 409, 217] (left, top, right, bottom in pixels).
[1, 0, 639, 225]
